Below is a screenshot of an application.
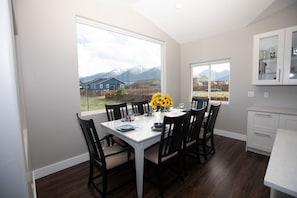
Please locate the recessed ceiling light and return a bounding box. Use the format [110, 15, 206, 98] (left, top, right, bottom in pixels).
[176, 3, 183, 9]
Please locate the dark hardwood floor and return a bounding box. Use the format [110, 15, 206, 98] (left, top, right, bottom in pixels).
[36, 136, 270, 198]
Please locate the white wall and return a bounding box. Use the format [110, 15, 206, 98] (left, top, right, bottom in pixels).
[181, 3, 297, 135]
[15, 0, 180, 170]
[0, 0, 32, 197]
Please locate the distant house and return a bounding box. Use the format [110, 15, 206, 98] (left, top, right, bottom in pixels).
[82, 77, 125, 91]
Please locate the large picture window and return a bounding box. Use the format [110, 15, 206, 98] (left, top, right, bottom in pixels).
[76, 17, 164, 112]
[191, 59, 230, 103]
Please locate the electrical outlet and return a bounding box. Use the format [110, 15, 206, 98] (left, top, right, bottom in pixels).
[248, 91, 254, 97]
[264, 92, 269, 98]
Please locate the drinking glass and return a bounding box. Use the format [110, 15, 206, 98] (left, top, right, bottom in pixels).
[179, 103, 184, 109]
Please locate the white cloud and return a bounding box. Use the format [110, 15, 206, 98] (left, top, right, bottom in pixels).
[76, 23, 161, 77]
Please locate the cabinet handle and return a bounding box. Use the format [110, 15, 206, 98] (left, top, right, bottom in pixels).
[279, 69, 281, 82]
[254, 132, 271, 137]
[255, 113, 272, 117]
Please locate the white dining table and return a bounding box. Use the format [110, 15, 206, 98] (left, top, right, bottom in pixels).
[100, 109, 185, 198]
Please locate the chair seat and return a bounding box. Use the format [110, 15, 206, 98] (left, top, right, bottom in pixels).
[103, 145, 134, 170]
[144, 143, 178, 164]
[112, 136, 128, 147]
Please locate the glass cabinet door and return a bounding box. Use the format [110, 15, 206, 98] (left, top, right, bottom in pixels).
[283, 25, 297, 84]
[253, 29, 285, 85]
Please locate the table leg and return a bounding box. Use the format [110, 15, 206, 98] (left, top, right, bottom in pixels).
[134, 146, 144, 198]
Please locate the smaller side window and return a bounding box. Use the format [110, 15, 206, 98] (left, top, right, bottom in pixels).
[191, 60, 230, 103]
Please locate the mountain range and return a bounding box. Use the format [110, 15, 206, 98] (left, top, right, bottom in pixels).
[80, 66, 229, 83]
[80, 65, 161, 83]
[197, 69, 229, 81]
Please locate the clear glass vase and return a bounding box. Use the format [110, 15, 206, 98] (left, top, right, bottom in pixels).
[154, 111, 165, 128]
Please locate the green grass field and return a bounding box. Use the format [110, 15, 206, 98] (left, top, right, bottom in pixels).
[80, 95, 127, 112]
[193, 91, 229, 100]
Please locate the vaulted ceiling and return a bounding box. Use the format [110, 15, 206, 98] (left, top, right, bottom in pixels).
[98, 0, 297, 43]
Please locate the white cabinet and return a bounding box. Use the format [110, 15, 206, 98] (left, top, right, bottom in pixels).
[252, 25, 297, 85]
[246, 106, 297, 155]
[279, 114, 297, 130]
[247, 111, 279, 154]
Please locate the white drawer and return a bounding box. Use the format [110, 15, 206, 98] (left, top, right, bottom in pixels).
[247, 129, 276, 153]
[248, 111, 279, 133]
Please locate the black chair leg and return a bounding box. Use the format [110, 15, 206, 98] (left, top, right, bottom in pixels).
[211, 136, 215, 153]
[157, 167, 164, 198]
[195, 142, 201, 163]
[182, 151, 187, 176]
[203, 142, 207, 161]
[102, 173, 107, 198]
[179, 155, 184, 181]
[88, 161, 93, 186]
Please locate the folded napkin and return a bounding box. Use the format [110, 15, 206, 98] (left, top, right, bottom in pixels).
[115, 124, 137, 132]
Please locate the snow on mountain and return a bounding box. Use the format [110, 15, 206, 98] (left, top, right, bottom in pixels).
[80, 66, 160, 83]
[105, 67, 128, 78]
[80, 66, 228, 84]
[128, 65, 149, 74]
[117, 65, 155, 82]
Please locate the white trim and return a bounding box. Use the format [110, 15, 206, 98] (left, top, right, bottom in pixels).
[33, 130, 246, 180]
[33, 153, 89, 180]
[214, 129, 246, 142]
[32, 172, 37, 198]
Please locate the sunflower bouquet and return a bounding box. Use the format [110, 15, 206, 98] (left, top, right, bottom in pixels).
[149, 92, 174, 112]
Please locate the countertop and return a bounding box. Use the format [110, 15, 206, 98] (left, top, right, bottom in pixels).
[248, 106, 297, 116]
[264, 128, 297, 197]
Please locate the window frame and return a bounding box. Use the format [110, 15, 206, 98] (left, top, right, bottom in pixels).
[190, 59, 230, 104]
[76, 16, 166, 114]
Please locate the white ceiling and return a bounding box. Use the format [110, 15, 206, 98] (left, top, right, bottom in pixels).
[97, 0, 297, 44]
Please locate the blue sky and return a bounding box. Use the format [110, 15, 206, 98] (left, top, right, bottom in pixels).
[192, 62, 230, 76]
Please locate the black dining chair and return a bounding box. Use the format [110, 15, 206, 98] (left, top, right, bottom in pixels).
[76, 113, 133, 197]
[105, 103, 128, 121]
[144, 112, 190, 197]
[199, 103, 221, 161]
[183, 107, 207, 170]
[191, 97, 209, 110]
[105, 103, 129, 147]
[131, 100, 150, 115]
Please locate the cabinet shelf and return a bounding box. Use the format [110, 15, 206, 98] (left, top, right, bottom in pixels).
[259, 58, 277, 63]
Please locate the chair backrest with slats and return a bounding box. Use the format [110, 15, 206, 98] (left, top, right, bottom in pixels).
[131, 100, 150, 115]
[158, 113, 189, 164]
[203, 103, 221, 138]
[105, 103, 128, 121]
[192, 97, 209, 110]
[76, 113, 106, 169]
[184, 107, 207, 147]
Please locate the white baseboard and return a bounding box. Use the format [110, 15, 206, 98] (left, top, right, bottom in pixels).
[33, 152, 89, 180]
[214, 129, 246, 142]
[33, 130, 246, 181]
